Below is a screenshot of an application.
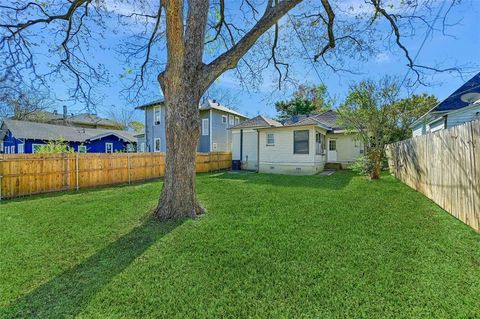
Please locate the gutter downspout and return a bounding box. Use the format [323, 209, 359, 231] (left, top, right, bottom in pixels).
[256, 129, 260, 173]
[240, 129, 243, 168]
[209, 109, 213, 152]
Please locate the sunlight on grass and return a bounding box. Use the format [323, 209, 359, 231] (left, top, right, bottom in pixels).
[1, 171, 479, 318]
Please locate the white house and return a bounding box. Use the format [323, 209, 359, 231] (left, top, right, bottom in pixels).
[411, 72, 480, 137]
[230, 110, 364, 175]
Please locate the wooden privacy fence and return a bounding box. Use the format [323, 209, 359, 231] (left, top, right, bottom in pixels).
[386, 119, 480, 231]
[0, 151, 231, 199]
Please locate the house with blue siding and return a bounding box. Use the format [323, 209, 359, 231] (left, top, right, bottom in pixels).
[0, 119, 137, 154]
[136, 99, 248, 153]
[412, 72, 480, 137]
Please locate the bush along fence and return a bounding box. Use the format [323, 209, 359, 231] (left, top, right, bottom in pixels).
[386, 119, 480, 232]
[0, 152, 232, 199]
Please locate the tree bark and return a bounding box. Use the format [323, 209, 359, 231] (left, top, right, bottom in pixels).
[154, 83, 205, 220]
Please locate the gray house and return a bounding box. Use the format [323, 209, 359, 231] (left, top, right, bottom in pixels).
[136, 99, 247, 153]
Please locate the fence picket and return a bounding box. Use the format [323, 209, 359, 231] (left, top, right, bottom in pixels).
[387, 120, 480, 232]
[0, 152, 231, 199]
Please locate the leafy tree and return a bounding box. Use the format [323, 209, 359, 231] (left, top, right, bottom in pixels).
[35, 140, 76, 154]
[0, 1, 462, 220]
[129, 121, 145, 133]
[391, 94, 438, 141]
[275, 84, 332, 121]
[338, 78, 399, 180]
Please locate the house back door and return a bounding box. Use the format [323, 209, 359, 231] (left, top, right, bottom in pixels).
[328, 139, 337, 162]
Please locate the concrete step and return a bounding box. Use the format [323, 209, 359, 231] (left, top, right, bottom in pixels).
[324, 162, 342, 170]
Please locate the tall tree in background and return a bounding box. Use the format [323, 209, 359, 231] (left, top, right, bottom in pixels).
[275, 84, 332, 121]
[0, 0, 462, 219]
[338, 78, 399, 180]
[391, 94, 438, 141]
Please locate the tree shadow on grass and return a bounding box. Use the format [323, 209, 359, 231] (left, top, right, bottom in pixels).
[206, 170, 353, 190]
[2, 218, 182, 318]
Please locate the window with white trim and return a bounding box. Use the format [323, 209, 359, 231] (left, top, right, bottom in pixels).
[11, 146, 15, 154]
[0, 141, 3, 152]
[222, 115, 227, 124]
[294, 130, 309, 154]
[105, 142, 113, 153]
[140, 143, 145, 152]
[5, 146, 9, 154]
[235, 116, 240, 125]
[154, 107, 161, 125]
[78, 145, 87, 153]
[266, 133, 275, 146]
[315, 132, 324, 155]
[18, 144, 24, 154]
[202, 118, 209, 136]
[154, 138, 161, 152]
[229, 115, 234, 125]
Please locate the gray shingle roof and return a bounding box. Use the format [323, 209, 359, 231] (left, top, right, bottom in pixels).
[283, 110, 340, 130]
[230, 115, 282, 129]
[1, 119, 137, 143]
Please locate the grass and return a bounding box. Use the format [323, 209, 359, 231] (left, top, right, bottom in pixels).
[1, 171, 480, 318]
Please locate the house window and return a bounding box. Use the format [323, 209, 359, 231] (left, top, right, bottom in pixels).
[140, 142, 145, 152]
[329, 139, 336, 151]
[222, 115, 227, 124]
[202, 118, 209, 136]
[78, 145, 87, 153]
[294, 130, 309, 154]
[266, 133, 275, 146]
[5, 146, 9, 154]
[315, 132, 324, 155]
[32, 144, 43, 153]
[11, 146, 15, 154]
[235, 116, 240, 125]
[229, 115, 234, 125]
[154, 107, 161, 125]
[154, 138, 161, 152]
[105, 142, 113, 153]
[0, 141, 3, 152]
[18, 144, 25, 154]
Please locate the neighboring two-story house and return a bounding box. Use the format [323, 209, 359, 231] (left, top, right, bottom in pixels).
[136, 99, 247, 153]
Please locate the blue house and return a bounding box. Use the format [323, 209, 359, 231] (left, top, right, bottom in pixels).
[136, 99, 248, 153]
[0, 119, 137, 154]
[412, 72, 480, 136]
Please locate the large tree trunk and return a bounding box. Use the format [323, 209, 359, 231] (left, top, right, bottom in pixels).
[154, 85, 205, 220]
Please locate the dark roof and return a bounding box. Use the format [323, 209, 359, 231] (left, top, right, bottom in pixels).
[1, 119, 137, 143]
[283, 110, 340, 130]
[435, 72, 480, 112]
[230, 115, 282, 129]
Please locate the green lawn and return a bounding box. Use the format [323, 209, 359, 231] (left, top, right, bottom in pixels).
[1, 171, 480, 318]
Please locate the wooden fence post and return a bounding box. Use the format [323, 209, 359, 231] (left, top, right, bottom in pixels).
[76, 153, 79, 191]
[64, 153, 69, 190]
[128, 153, 131, 185]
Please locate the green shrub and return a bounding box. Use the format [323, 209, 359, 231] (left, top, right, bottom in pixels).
[350, 155, 375, 176]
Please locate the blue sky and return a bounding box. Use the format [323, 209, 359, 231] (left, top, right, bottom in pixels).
[42, 0, 479, 121]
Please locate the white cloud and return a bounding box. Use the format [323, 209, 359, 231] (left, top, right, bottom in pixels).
[375, 52, 391, 63]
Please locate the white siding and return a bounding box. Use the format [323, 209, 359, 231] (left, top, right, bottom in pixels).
[242, 130, 258, 170]
[258, 126, 325, 175]
[446, 104, 480, 128]
[412, 122, 425, 137]
[428, 117, 445, 133]
[231, 129, 258, 171]
[326, 133, 363, 167]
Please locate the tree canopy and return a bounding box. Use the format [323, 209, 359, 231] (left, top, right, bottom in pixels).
[275, 84, 332, 121]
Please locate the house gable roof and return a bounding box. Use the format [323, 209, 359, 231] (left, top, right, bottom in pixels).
[282, 110, 340, 130]
[412, 71, 480, 127]
[1, 119, 137, 143]
[230, 115, 282, 129]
